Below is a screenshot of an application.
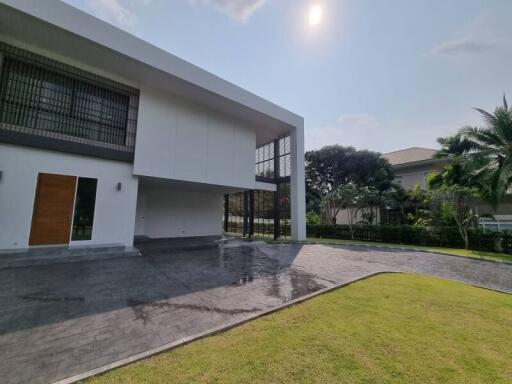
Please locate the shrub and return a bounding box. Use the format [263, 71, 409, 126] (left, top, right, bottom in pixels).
[306, 224, 509, 253]
[306, 211, 323, 225]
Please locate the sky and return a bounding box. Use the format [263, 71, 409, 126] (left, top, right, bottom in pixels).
[61, 0, 512, 154]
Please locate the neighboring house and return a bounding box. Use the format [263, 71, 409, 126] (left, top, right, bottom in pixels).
[383, 147, 512, 230]
[335, 146, 512, 230]
[335, 147, 446, 225]
[0, 0, 306, 251]
[383, 147, 448, 189]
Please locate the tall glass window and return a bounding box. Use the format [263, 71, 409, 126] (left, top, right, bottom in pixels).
[71, 177, 98, 241]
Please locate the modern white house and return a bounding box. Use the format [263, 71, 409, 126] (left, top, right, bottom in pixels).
[0, 0, 306, 251]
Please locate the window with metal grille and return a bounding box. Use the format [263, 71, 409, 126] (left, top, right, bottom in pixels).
[255, 141, 274, 178]
[0, 58, 130, 147]
[255, 136, 291, 180]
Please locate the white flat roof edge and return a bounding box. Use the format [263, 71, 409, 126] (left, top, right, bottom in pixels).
[1, 0, 303, 127]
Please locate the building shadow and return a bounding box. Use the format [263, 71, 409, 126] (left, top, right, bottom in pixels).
[0, 241, 306, 335]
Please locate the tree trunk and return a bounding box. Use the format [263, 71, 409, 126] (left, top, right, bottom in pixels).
[462, 228, 469, 250]
[348, 209, 357, 240]
[349, 224, 355, 240]
[454, 216, 470, 250]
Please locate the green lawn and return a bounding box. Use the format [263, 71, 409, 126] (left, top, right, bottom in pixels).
[84, 274, 512, 384]
[306, 237, 512, 264]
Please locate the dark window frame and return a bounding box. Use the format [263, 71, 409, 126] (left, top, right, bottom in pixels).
[0, 41, 139, 160]
[255, 135, 291, 183]
[0, 56, 131, 147]
[71, 177, 98, 242]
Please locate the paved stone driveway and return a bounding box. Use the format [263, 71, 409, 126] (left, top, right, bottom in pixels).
[1, 241, 511, 384]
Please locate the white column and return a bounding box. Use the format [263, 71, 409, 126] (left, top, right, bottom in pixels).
[290, 121, 306, 241]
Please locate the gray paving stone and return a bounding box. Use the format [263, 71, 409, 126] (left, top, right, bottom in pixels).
[0, 240, 511, 384]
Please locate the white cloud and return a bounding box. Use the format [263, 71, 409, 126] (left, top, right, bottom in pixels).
[85, 0, 150, 28]
[190, 0, 267, 23]
[427, 14, 498, 57]
[428, 37, 495, 56]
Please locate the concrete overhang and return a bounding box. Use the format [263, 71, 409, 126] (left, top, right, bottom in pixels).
[0, 0, 303, 146]
[139, 176, 255, 194]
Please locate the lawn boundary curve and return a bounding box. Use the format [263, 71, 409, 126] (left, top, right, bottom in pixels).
[52, 271, 392, 384]
[52, 268, 512, 384]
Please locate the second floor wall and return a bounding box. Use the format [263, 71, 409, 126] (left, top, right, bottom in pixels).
[394, 162, 446, 190]
[133, 86, 256, 189]
[0, 40, 260, 190]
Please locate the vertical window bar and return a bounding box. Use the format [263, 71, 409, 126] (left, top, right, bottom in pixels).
[14, 61, 24, 127]
[33, 64, 44, 130]
[69, 78, 77, 136]
[0, 47, 137, 152]
[0, 52, 5, 122]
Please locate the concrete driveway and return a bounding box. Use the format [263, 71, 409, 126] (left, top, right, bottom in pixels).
[1, 241, 511, 384]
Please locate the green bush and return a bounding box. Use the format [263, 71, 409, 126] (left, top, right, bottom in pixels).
[306, 224, 508, 253]
[306, 211, 323, 225]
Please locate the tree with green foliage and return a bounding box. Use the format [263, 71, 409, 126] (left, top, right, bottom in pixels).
[427, 98, 512, 247]
[381, 185, 409, 224]
[321, 183, 360, 238]
[431, 133, 484, 190]
[320, 184, 380, 238]
[306, 145, 394, 221]
[403, 184, 431, 226]
[429, 185, 480, 249]
[320, 184, 356, 225]
[435, 96, 512, 209]
[429, 134, 484, 248]
[435, 133, 473, 159]
[358, 187, 382, 225]
[459, 96, 512, 208]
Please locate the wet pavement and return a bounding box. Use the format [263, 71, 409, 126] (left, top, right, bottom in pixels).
[1, 241, 512, 384]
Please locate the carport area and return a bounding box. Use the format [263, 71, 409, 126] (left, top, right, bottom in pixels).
[1, 240, 511, 384]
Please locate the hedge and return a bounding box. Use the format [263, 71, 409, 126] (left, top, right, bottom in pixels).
[306, 224, 512, 254]
[225, 221, 291, 238]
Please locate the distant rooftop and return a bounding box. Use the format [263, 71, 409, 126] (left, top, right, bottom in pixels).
[383, 147, 438, 166]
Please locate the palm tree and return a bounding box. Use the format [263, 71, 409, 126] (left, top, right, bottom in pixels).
[461, 95, 512, 208]
[435, 133, 473, 158]
[430, 133, 482, 189]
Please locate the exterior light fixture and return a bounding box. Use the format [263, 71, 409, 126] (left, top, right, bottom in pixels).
[117, 182, 122, 191]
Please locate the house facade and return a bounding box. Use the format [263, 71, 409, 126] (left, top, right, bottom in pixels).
[0, 0, 306, 251]
[335, 146, 512, 230]
[383, 147, 512, 229]
[383, 147, 448, 190]
[334, 147, 446, 225]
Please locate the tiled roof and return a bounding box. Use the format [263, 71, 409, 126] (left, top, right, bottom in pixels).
[383, 147, 438, 166]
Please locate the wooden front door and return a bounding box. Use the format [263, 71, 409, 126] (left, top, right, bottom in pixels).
[29, 173, 77, 246]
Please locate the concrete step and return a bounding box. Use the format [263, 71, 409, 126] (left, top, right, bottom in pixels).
[135, 236, 223, 255]
[0, 245, 141, 269]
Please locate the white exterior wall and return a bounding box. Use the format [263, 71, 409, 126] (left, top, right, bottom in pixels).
[133, 86, 256, 189]
[394, 163, 445, 190]
[135, 185, 223, 238]
[0, 143, 138, 249]
[336, 207, 381, 225]
[396, 172, 431, 189]
[290, 124, 306, 241]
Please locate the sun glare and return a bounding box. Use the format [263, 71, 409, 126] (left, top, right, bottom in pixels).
[308, 5, 323, 27]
